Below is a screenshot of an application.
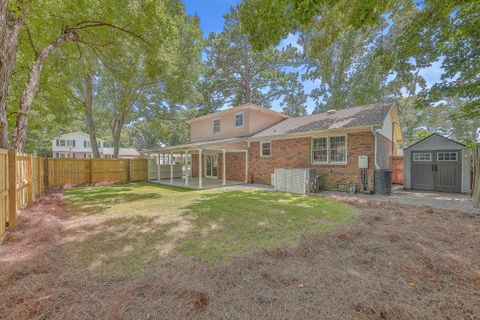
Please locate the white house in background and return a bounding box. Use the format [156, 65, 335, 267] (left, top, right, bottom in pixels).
[52, 132, 140, 159]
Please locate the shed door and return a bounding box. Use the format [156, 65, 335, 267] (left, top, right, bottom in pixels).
[411, 150, 461, 192]
[411, 152, 433, 190]
[434, 151, 461, 192]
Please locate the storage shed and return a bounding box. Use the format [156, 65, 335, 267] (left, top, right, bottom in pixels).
[404, 133, 471, 193]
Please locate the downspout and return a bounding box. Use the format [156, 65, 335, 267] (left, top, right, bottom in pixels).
[372, 126, 379, 170]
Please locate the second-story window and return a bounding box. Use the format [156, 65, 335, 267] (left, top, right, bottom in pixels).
[213, 119, 220, 134]
[235, 112, 244, 128]
[84, 140, 91, 148]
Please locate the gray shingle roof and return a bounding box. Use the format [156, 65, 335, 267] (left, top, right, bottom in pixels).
[251, 101, 394, 139]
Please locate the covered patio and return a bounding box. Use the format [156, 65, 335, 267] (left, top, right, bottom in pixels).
[148, 137, 249, 189]
[154, 177, 244, 189]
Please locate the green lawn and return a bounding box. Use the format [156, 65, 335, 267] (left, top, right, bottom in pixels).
[63, 182, 355, 279]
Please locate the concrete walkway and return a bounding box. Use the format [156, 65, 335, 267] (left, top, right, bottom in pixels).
[322, 188, 480, 214]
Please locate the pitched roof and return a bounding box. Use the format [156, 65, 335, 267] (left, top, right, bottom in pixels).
[404, 133, 466, 150]
[251, 101, 395, 139]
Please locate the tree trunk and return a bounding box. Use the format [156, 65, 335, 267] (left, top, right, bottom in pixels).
[11, 31, 77, 151]
[83, 74, 100, 158]
[0, 2, 25, 149]
[111, 110, 127, 158]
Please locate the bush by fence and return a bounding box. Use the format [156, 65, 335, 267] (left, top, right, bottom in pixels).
[0, 153, 148, 238]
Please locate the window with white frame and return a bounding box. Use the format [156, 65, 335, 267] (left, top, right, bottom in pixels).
[235, 112, 244, 127]
[329, 136, 346, 163]
[84, 140, 91, 148]
[260, 141, 271, 157]
[413, 152, 432, 162]
[312, 136, 346, 164]
[213, 119, 220, 134]
[312, 137, 328, 163]
[437, 151, 457, 161]
[59, 139, 66, 147]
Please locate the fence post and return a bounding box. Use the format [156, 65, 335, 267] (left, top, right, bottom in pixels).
[89, 159, 93, 184]
[127, 159, 131, 182]
[7, 151, 17, 229]
[27, 154, 33, 205]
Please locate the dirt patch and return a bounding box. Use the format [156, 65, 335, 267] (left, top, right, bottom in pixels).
[0, 190, 479, 319]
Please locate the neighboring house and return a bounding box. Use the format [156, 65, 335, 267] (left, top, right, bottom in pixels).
[152, 102, 403, 191]
[52, 132, 140, 159]
[403, 133, 471, 193]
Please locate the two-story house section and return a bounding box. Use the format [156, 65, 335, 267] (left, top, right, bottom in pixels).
[151, 101, 403, 191]
[52, 132, 104, 158]
[52, 132, 140, 159]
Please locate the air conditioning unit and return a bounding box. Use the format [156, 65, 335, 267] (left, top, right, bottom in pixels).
[273, 168, 316, 194]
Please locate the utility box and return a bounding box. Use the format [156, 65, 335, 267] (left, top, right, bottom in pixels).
[358, 156, 369, 169]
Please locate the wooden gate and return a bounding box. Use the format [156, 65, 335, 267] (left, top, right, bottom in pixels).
[390, 156, 404, 184]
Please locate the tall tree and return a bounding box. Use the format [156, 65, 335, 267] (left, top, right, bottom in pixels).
[199, 8, 306, 112]
[1, 0, 157, 151]
[94, 2, 201, 157]
[0, 0, 29, 148]
[239, 0, 480, 120]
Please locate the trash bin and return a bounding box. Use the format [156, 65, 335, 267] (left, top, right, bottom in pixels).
[374, 169, 392, 195]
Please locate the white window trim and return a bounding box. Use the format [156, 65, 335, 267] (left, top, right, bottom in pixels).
[260, 141, 272, 157]
[311, 135, 348, 165]
[436, 151, 458, 162]
[413, 152, 432, 162]
[235, 112, 244, 128]
[213, 118, 221, 134]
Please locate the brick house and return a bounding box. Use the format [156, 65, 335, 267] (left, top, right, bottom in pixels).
[151, 102, 403, 191]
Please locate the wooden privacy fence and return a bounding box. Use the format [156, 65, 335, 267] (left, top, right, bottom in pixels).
[0, 149, 45, 237]
[390, 156, 404, 184]
[47, 158, 148, 186]
[1, 154, 147, 238]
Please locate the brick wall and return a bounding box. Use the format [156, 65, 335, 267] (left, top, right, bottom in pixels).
[249, 131, 375, 191]
[191, 152, 246, 182]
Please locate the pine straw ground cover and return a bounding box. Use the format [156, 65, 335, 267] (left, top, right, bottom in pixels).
[0, 183, 479, 319]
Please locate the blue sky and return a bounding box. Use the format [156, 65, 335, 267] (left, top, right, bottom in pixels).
[182, 0, 443, 113]
[183, 0, 241, 36]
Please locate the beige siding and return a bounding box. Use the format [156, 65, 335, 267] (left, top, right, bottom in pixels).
[190, 106, 287, 142]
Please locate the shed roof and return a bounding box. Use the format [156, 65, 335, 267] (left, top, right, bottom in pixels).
[404, 133, 465, 150]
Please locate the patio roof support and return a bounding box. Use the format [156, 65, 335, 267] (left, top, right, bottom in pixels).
[244, 150, 248, 183]
[198, 149, 203, 188]
[170, 152, 173, 184]
[157, 152, 161, 182]
[222, 149, 226, 186]
[184, 150, 189, 186]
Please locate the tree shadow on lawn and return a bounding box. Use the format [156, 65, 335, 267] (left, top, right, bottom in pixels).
[64, 182, 194, 215]
[176, 190, 356, 263]
[62, 213, 194, 280]
[62, 186, 355, 278]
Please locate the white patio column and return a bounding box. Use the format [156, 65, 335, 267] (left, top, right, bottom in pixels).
[184, 150, 189, 186]
[198, 149, 203, 188]
[222, 149, 226, 186]
[244, 150, 249, 183]
[170, 152, 174, 184]
[157, 152, 161, 182]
